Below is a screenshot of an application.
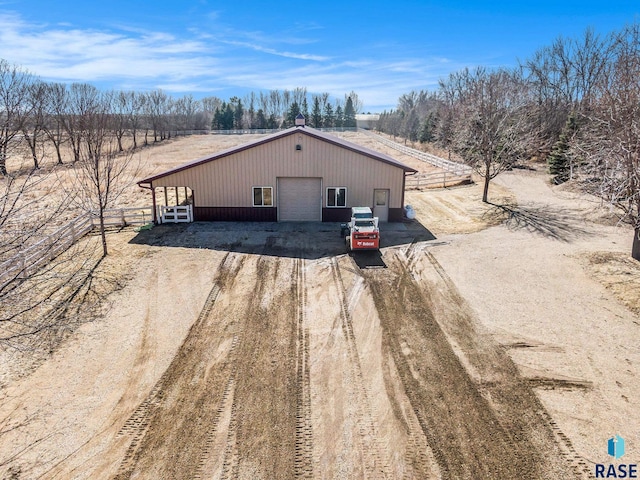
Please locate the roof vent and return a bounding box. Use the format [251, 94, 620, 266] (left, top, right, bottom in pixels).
[295, 113, 306, 127]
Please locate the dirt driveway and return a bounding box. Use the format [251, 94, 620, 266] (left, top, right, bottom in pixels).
[0, 221, 606, 478]
[0, 134, 638, 479]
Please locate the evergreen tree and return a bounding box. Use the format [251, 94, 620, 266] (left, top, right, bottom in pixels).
[233, 98, 244, 129]
[311, 97, 323, 127]
[548, 113, 578, 184]
[344, 96, 357, 127]
[323, 102, 335, 128]
[223, 102, 234, 129]
[255, 109, 267, 129]
[283, 101, 301, 128]
[335, 105, 344, 128]
[212, 105, 223, 130]
[267, 113, 279, 129]
[418, 113, 436, 143]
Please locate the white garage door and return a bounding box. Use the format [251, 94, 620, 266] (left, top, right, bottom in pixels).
[278, 177, 322, 221]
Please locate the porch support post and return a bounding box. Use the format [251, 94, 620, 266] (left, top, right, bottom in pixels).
[151, 187, 158, 224]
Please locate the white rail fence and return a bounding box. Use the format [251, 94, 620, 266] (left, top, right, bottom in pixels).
[364, 131, 473, 177]
[0, 207, 153, 288]
[159, 205, 193, 223]
[209, 127, 359, 135]
[405, 171, 472, 189]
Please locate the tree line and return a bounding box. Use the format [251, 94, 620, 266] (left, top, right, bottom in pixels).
[0, 60, 362, 176]
[210, 89, 360, 130]
[375, 24, 640, 259]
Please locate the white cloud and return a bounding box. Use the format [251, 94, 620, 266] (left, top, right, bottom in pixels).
[221, 40, 329, 61]
[0, 13, 215, 80]
[0, 12, 464, 111]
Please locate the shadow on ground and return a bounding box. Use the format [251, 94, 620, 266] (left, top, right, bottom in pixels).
[350, 250, 388, 269]
[129, 220, 437, 260]
[484, 202, 592, 242]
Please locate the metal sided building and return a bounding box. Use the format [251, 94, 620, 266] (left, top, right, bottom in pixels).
[137, 124, 417, 224]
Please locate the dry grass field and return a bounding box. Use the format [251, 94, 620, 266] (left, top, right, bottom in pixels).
[0, 132, 638, 479]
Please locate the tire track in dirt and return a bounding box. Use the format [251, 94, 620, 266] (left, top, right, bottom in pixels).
[367, 242, 441, 478]
[330, 257, 390, 479]
[218, 362, 241, 480]
[422, 249, 591, 479]
[113, 252, 246, 479]
[113, 238, 303, 479]
[365, 247, 577, 479]
[294, 256, 314, 479]
[227, 252, 298, 479]
[193, 334, 238, 480]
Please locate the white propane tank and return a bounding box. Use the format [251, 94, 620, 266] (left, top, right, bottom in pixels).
[404, 205, 416, 220]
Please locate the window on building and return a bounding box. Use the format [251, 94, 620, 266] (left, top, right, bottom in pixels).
[253, 186, 273, 207]
[327, 187, 347, 207]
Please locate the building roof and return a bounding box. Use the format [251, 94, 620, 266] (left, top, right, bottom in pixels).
[138, 126, 417, 186]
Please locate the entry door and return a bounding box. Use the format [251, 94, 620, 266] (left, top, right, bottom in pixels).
[373, 189, 389, 222]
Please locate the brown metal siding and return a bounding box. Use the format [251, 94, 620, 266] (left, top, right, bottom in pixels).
[151, 134, 404, 210]
[194, 207, 277, 222]
[322, 208, 351, 222]
[388, 208, 404, 222]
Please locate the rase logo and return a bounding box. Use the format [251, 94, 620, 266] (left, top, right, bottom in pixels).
[595, 435, 638, 478]
[610, 435, 626, 460]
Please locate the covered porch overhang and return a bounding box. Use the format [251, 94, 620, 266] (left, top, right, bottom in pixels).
[137, 181, 194, 224]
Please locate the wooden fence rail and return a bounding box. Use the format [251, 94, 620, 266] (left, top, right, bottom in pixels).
[364, 131, 472, 176]
[0, 207, 153, 289]
[405, 171, 472, 189]
[209, 127, 359, 135]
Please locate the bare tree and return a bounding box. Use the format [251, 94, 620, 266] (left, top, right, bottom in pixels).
[265, 90, 278, 119]
[398, 91, 419, 114]
[123, 90, 146, 150]
[0, 168, 62, 262]
[62, 83, 102, 163]
[173, 94, 201, 132]
[244, 91, 257, 128]
[0, 159, 92, 349]
[292, 87, 307, 107]
[446, 67, 535, 202]
[145, 89, 172, 142]
[68, 91, 139, 257]
[43, 82, 69, 165]
[201, 95, 222, 115]
[281, 89, 292, 116]
[523, 29, 612, 159]
[0, 60, 35, 175]
[575, 24, 640, 259]
[112, 90, 130, 152]
[21, 81, 49, 169]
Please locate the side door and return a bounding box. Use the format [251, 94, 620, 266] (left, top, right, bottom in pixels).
[373, 189, 389, 222]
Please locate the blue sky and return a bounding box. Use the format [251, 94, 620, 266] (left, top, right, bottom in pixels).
[0, 0, 638, 112]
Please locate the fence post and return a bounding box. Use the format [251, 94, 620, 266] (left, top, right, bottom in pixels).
[120, 209, 126, 226]
[443, 171, 447, 188]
